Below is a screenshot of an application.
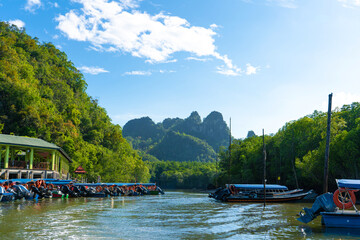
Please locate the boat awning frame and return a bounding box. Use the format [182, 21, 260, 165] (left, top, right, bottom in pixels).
[228, 184, 288, 190]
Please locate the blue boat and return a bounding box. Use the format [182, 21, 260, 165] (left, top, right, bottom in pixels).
[298, 179, 360, 228]
[209, 184, 313, 202]
[0, 186, 14, 202]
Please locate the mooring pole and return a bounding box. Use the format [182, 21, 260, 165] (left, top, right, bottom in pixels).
[263, 129, 266, 207]
[323, 93, 333, 194]
[229, 118, 232, 183]
[215, 152, 218, 188]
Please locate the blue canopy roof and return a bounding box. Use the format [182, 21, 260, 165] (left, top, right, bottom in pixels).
[73, 183, 156, 187]
[337, 179, 360, 189]
[228, 184, 288, 190]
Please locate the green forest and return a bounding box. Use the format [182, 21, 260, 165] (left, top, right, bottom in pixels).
[218, 105, 360, 193]
[146, 160, 217, 189]
[0, 22, 149, 183]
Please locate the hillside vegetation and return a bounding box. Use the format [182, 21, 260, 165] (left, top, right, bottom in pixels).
[0, 22, 149, 182]
[123, 111, 230, 162]
[123, 111, 229, 188]
[219, 105, 360, 193]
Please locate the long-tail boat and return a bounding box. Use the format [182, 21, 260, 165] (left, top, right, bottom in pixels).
[209, 184, 314, 202]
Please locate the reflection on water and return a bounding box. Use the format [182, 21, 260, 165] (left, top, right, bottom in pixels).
[0, 191, 356, 239]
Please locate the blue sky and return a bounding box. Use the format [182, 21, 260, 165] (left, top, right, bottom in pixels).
[2, 0, 360, 138]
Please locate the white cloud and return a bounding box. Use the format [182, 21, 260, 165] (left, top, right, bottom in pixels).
[245, 64, 258, 75]
[159, 69, 175, 74]
[215, 53, 242, 76]
[320, 92, 360, 111]
[124, 69, 174, 75]
[186, 57, 210, 62]
[25, 0, 41, 12]
[56, 0, 246, 76]
[266, 0, 297, 8]
[78, 66, 109, 75]
[124, 70, 151, 76]
[216, 66, 241, 76]
[337, 0, 360, 8]
[8, 19, 25, 28]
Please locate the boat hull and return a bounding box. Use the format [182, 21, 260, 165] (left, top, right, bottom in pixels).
[225, 192, 311, 203]
[0, 193, 14, 202]
[321, 211, 360, 228]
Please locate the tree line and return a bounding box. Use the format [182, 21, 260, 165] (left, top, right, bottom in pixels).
[0, 22, 149, 183]
[218, 104, 360, 193]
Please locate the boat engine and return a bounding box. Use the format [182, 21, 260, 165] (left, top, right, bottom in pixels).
[297, 193, 336, 223]
[11, 185, 34, 200]
[156, 186, 165, 195]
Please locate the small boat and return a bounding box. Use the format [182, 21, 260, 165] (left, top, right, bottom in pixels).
[0, 186, 14, 202]
[298, 179, 360, 228]
[209, 184, 313, 202]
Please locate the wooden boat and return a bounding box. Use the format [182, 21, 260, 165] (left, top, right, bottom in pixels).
[298, 179, 360, 228]
[209, 184, 313, 202]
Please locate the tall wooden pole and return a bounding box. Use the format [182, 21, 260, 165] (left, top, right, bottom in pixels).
[228, 118, 232, 183]
[215, 152, 218, 188]
[323, 93, 333, 193]
[263, 129, 266, 207]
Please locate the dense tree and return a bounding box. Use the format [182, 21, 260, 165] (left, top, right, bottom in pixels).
[218, 106, 359, 193]
[0, 22, 150, 182]
[146, 160, 217, 189]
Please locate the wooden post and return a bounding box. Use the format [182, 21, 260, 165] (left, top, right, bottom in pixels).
[29, 148, 34, 170]
[5, 145, 9, 168]
[228, 118, 232, 183]
[59, 155, 62, 176]
[263, 129, 266, 207]
[323, 93, 333, 193]
[215, 152, 218, 188]
[51, 150, 55, 170]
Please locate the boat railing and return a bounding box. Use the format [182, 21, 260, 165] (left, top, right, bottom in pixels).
[33, 162, 50, 170]
[273, 189, 303, 196]
[7, 161, 26, 169]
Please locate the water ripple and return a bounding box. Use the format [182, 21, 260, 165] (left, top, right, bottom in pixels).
[0, 191, 351, 239]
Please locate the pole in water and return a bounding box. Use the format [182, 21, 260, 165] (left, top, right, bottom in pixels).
[229, 117, 232, 183]
[323, 93, 333, 193]
[263, 129, 266, 208]
[215, 152, 218, 188]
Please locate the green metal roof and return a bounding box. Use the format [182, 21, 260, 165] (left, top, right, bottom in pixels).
[0, 134, 72, 162]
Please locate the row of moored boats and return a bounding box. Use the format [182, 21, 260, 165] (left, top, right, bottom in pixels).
[0, 179, 165, 202]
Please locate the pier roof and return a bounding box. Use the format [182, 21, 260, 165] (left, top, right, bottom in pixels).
[0, 134, 72, 162]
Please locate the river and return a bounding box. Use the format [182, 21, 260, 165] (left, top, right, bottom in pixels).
[0, 191, 358, 239]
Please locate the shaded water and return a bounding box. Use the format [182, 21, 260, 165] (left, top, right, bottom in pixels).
[0, 191, 358, 239]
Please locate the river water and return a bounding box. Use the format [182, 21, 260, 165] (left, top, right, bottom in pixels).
[0, 191, 358, 239]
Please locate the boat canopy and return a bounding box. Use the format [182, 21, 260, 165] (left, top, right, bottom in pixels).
[228, 184, 288, 191]
[74, 183, 156, 187]
[337, 179, 360, 189]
